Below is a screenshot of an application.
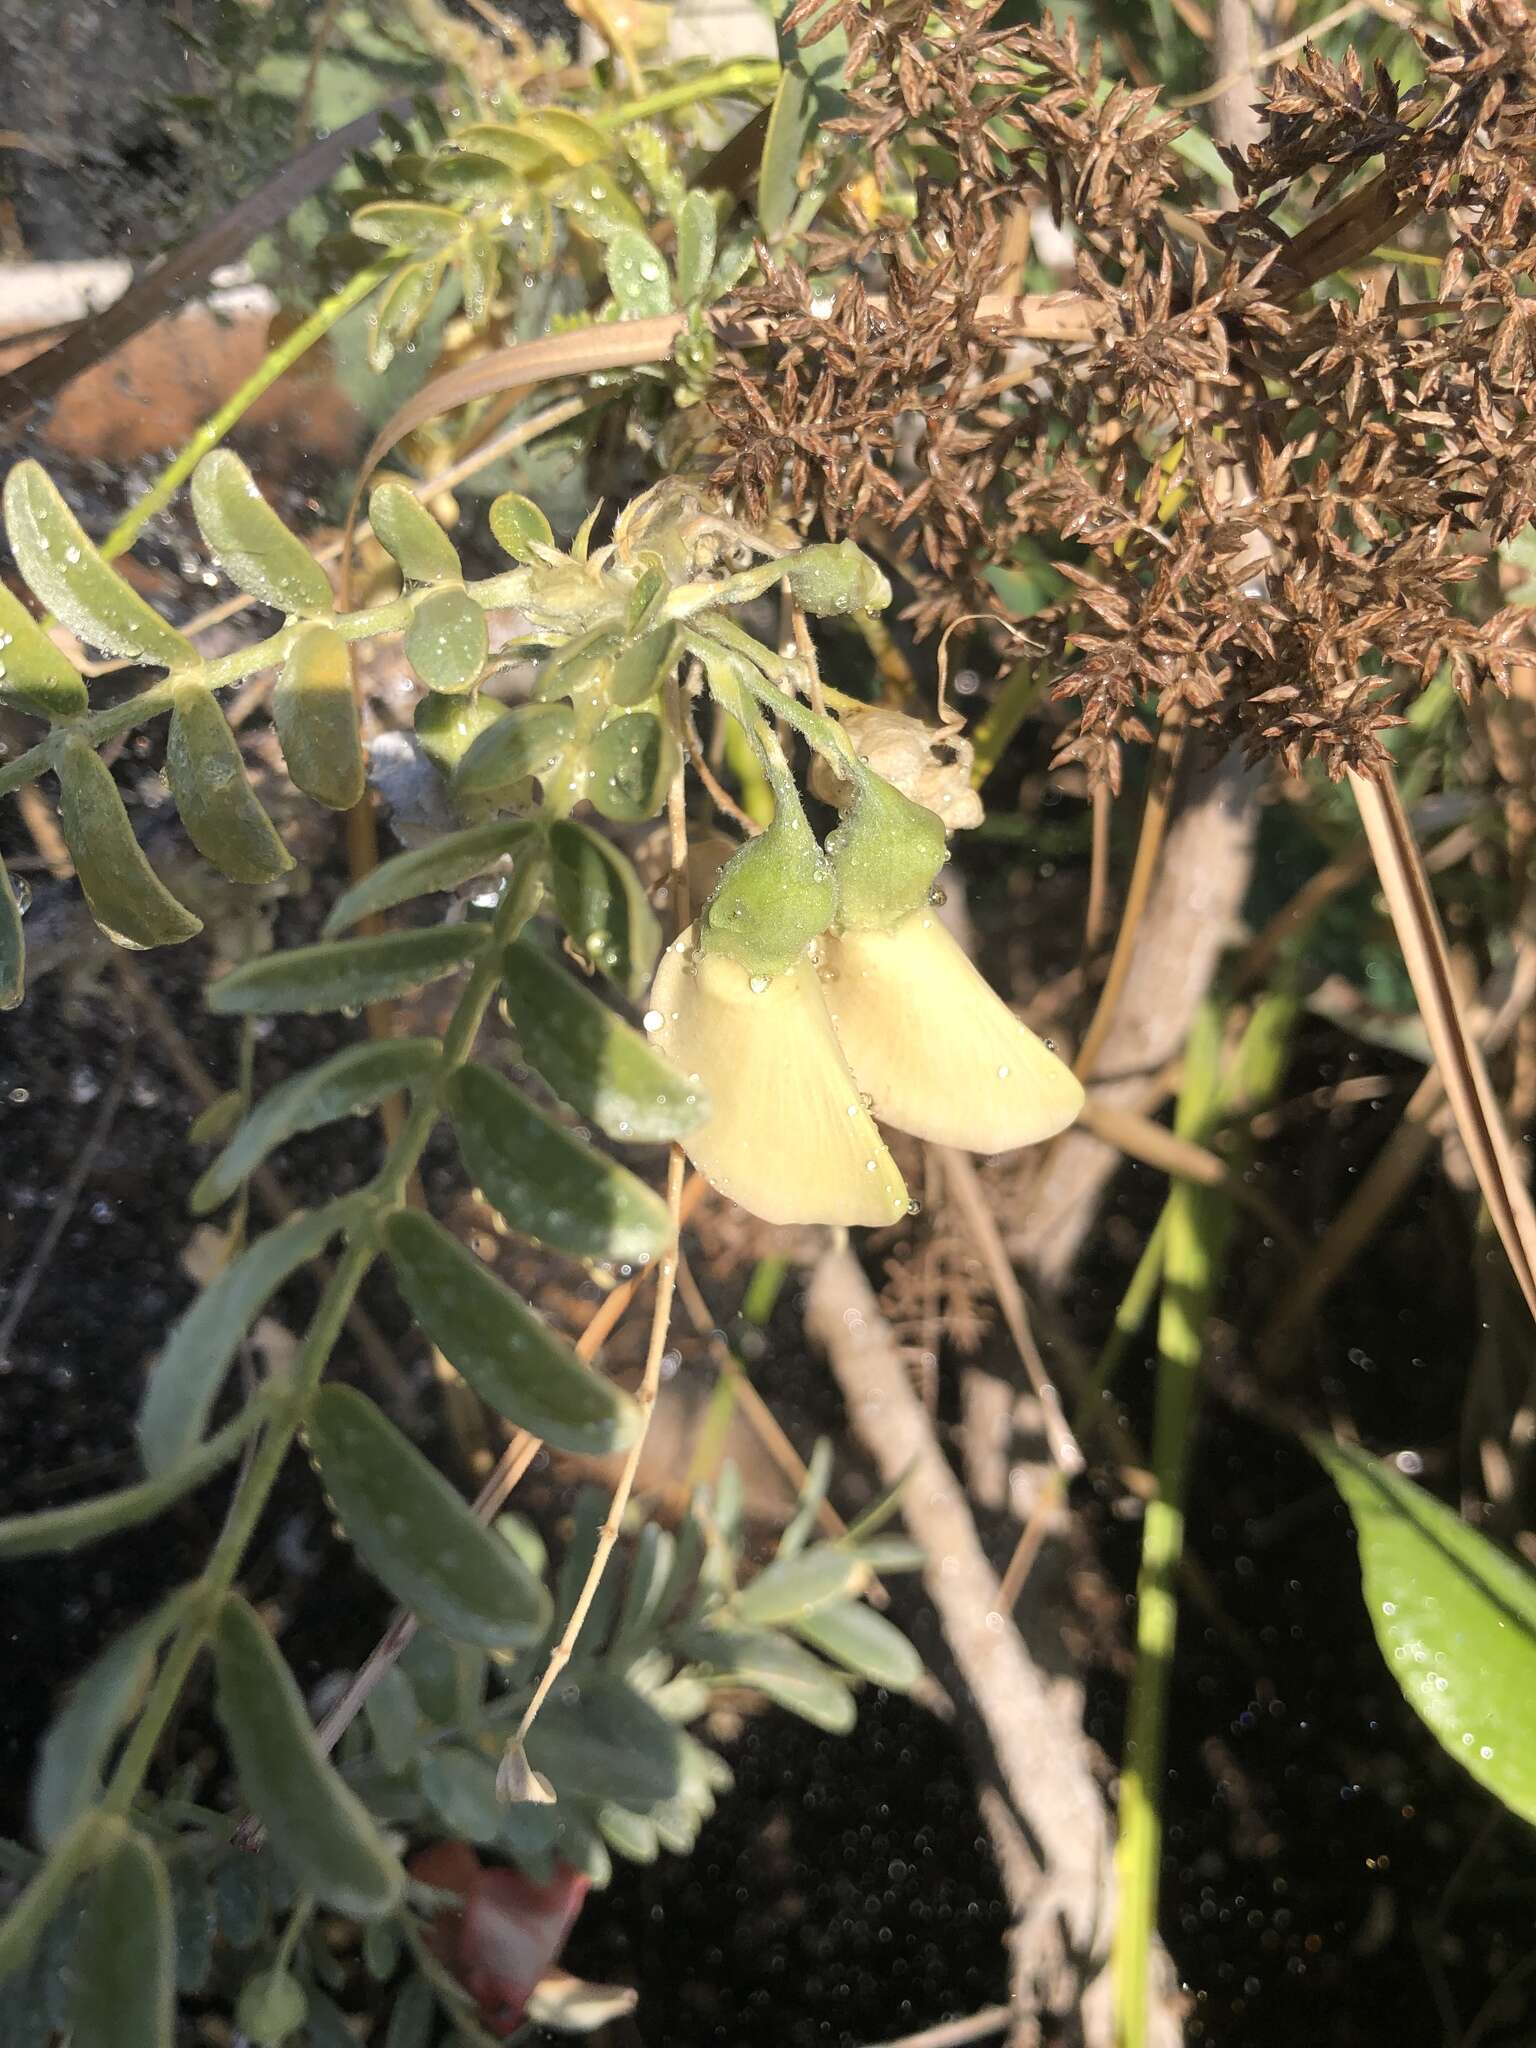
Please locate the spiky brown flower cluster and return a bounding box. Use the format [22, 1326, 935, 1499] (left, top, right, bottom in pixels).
[708, 0, 1536, 787]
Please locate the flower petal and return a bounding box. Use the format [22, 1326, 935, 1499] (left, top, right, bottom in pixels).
[822, 912, 1084, 1153]
[648, 927, 909, 1227]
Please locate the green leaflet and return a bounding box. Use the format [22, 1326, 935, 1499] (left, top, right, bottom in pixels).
[500, 935, 707, 1142]
[0, 583, 88, 719]
[54, 737, 202, 950]
[3, 462, 193, 666]
[351, 200, 463, 250]
[208, 924, 488, 1016]
[274, 624, 366, 812]
[446, 1062, 671, 1264]
[306, 1384, 552, 1647]
[0, 1406, 263, 1559]
[524, 1673, 685, 1808]
[1316, 1436, 1536, 1830]
[452, 120, 562, 174]
[488, 490, 555, 564]
[730, 1546, 866, 1629]
[212, 1594, 404, 1919]
[369, 258, 445, 374]
[548, 817, 660, 1001]
[585, 710, 677, 823]
[71, 1826, 174, 2048]
[605, 227, 673, 318]
[418, 1747, 504, 1845]
[454, 702, 576, 801]
[31, 1590, 194, 1847]
[595, 1803, 658, 1863]
[369, 480, 464, 585]
[383, 1208, 639, 1453]
[790, 1599, 923, 1692]
[166, 680, 294, 885]
[192, 1041, 442, 1214]
[138, 1200, 363, 1474]
[679, 1628, 856, 1733]
[405, 585, 489, 693]
[0, 859, 22, 1011]
[518, 107, 611, 165]
[674, 191, 717, 303]
[323, 818, 539, 936]
[189, 451, 334, 617]
[758, 13, 848, 236]
[234, 1968, 308, 2047]
[609, 626, 676, 707]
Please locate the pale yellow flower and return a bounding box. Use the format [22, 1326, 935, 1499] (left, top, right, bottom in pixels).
[820, 910, 1084, 1153]
[647, 926, 909, 1228]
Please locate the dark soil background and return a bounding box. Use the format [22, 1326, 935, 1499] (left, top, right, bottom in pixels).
[3, 8, 1536, 2048]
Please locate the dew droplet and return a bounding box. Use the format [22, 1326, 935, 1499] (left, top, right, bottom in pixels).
[642, 1008, 663, 1031]
[748, 974, 769, 994]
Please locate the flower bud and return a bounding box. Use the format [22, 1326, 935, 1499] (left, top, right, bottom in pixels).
[698, 751, 835, 979]
[826, 764, 948, 932]
[821, 910, 1084, 1153]
[648, 926, 909, 1227]
[784, 542, 891, 617]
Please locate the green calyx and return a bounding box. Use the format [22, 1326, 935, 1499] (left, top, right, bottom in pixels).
[699, 735, 835, 979]
[826, 762, 947, 932]
[784, 542, 891, 618]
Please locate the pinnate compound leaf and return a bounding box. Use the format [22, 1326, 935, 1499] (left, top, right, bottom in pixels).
[306, 1384, 552, 1647]
[0, 583, 88, 719]
[213, 1594, 404, 1918]
[3, 463, 192, 666]
[192, 1042, 442, 1215]
[369, 480, 463, 585]
[500, 937, 706, 1142]
[275, 624, 365, 812]
[1314, 1435, 1536, 1829]
[323, 818, 538, 936]
[32, 1590, 193, 1847]
[166, 680, 294, 885]
[446, 1062, 670, 1263]
[1, 859, 22, 1011]
[71, 1826, 173, 2048]
[208, 924, 487, 1016]
[138, 1200, 364, 1474]
[383, 1209, 638, 1453]
[190, 451, 333, 617]
[548, 818, 659, 1001]
[55, 737, 202, 950]
[790, 1599, 922, 1691]
[454, 702, 575, 801]
[405, 584, 488, 694]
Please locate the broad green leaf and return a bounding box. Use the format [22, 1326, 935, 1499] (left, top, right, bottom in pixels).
[405, 585, 488, 694]
[274, 625, 365, 812]
[369, 258, 443, 373]
[758, 16, 847, 236]
[791, 1599, 922, 1691]
[425, 150, 521, 203]
[212, 1594, 404, 1918]
[399, 1628, 486, 1728]
[139, 1200, 362, 1473]
[0, 860, 22, 1011]
[0, 584, 88, 719]
[362, 1665, 420, 1774]
[192, 1042, 442, 1214]
[71, 1826, 173, 2048]
[500, 936, 707, 1142]
[208, 924, 487, 1016]
[323, 818, 538, 936]
[731, 1547, 866, 1628]
[517, 108, 610, 165]
[307, 1384, 552, 1647]
[585, 710, 677, 823]
[555, 164, 645, 244]
[351, 200, 463, 250]
[674, 191, 717, 303]
[488, 490, 555, 564]
[446, 1062, 670, 1263]
[610, 626, 675, 707]
[383, 1208, 639, 1453]
[679, 1628, 856, 1732]
[452, 122, 562, 176]
[369, 481, 463, 585]
[235, 1967, 308, 2046]
[166, 680, 294, 885]
[605, 227, 673, 318]
[532, 625, 621, 703]
[3, 463, 193, 666]
[32, 1591, 192, 1847]
[55, 737, 202, 950]
[454, 702, 575, 801]
[419, 1747, 503, 1845]
[414, 689, 511, 782]
[548, 818, 659, 1001]
[0, 1406, 262, 1559]
[595, 1804, 658, 1863]
[1315, 1436, 1536, 1829]
[190, 451, 333, 617]
[524, 1674, 684, 1807]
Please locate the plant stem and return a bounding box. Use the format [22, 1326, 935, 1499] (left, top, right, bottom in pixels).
[593, 57, 779, 129]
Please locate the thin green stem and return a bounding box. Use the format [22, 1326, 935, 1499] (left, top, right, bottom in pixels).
[592, 57, 779, 129]
[96, 263, 396, 566]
